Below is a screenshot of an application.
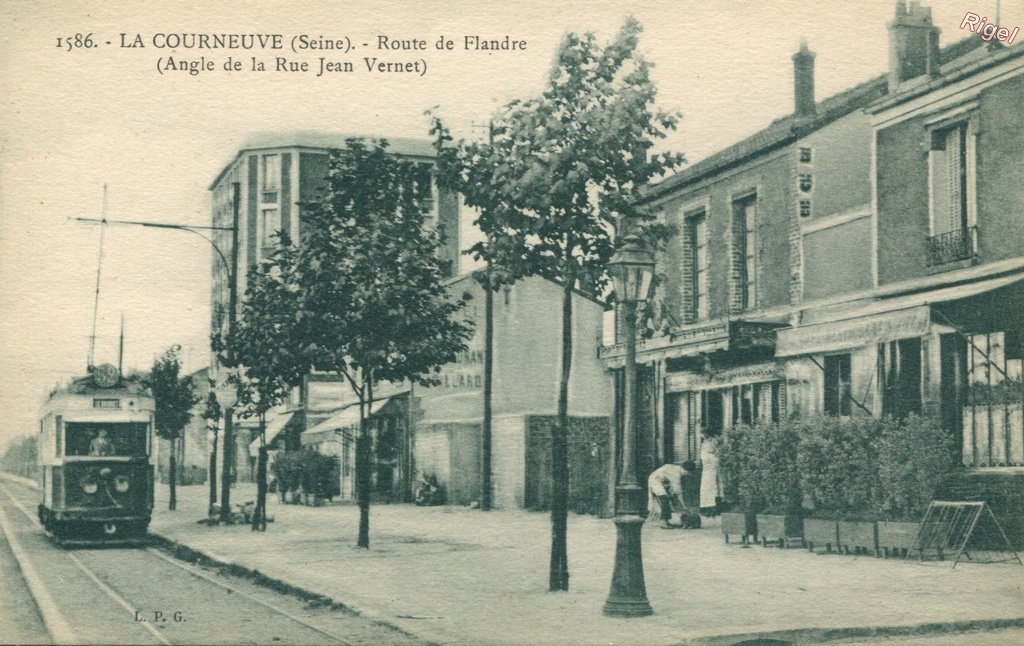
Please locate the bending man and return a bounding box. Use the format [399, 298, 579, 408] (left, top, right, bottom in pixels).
[647, 460, 695, 528]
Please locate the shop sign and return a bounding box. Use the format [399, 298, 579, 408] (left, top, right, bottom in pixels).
[666, 363, 782, 391]
[776, 306, 930, 357]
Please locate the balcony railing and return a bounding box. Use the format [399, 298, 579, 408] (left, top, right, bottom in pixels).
[927, 225, 977, 267]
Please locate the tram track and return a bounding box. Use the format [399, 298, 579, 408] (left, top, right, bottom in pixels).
[0, 480, 362, 645]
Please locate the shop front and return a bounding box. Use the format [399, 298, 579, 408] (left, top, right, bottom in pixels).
[602, 318, 786, 506]
[776, 270, 1024, 470]
[301, 391, 412, 502]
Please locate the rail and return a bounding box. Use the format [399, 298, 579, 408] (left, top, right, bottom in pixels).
[927, 226, 977, 267]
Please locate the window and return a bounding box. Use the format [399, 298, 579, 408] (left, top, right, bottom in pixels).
[824, 354, 852, 416]
[668, 381, 783, 462]
[798, 173, 813, 193]
[261, 154, 280, 203]
[799, 198, 812, 218]
[959, 331, 1024, 467]
[261, 208, 280, 248]
[880, 338, 922, 419]
[928, 122, 975, 265]
[686, 211, 709, 320]
[732, 194, 757, 310]
[799, 147, 813, 163]
[64, 422, 148, 457]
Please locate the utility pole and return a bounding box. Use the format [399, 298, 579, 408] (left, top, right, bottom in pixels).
[481, 120, 495, 511]
[71, 183, 240, 523]
[220, 182, 241, 524]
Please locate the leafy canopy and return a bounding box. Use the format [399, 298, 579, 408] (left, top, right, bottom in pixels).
[293, 138, 473, 389]
[215, 235, 309, 420]
[432, 16, 683, 292]
[146, 346, 199, 440]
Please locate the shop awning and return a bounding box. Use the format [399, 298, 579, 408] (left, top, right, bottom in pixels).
[301, 398, 392, 446]
[777, 272, 1024, 357]
[248, 411, 294, 455]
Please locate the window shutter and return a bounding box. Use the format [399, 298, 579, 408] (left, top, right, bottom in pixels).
[946, 128, 962, 234]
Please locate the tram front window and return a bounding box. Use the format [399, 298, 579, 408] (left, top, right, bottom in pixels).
[65, 422, 147, 457]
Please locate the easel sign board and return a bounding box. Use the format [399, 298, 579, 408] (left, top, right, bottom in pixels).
[910, 500, 1023, 568]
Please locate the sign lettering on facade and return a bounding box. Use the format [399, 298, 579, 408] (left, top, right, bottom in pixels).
[776, 305, 931, 357]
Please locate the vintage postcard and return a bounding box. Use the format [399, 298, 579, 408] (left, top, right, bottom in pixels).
[1, 1, 1022, 644]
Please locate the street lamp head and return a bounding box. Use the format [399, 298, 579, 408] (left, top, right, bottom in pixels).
[608, 234, 655, 304]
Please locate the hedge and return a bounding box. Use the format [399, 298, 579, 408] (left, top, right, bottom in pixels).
[717, 414, 954, 522]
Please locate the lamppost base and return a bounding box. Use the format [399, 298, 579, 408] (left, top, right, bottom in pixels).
[602, 515, 652, 618]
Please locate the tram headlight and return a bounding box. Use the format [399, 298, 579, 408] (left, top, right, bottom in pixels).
[81, 479, 98, 495]
[114, 475, 130, 493]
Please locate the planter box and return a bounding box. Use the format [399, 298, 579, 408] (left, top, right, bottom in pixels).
[721, 511, 756, 545]
[756, 513, 803, 548]
[877, 521, 921, 558]
[838, 520, 878, 556]
[803, 518, 838, 554]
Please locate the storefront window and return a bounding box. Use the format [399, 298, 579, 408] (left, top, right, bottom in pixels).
[824, 354, 852, 416]
[879, 338, 923, 419]
[962, 331, 1023, 467]
[666, 380, 783, 462]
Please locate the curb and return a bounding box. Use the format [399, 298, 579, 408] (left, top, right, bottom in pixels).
[150, 526, 1024, 646]
[148, 532, 446, 645]
[682, 616, 1024, 645]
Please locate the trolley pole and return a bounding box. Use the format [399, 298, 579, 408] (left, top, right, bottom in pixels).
[71, 183, 240, 524]
[219, 182, 241, 524]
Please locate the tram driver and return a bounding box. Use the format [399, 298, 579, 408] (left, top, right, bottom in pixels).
[89, 429, 115, 456]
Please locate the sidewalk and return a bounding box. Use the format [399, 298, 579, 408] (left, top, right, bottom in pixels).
[152, 484, 1023, 645]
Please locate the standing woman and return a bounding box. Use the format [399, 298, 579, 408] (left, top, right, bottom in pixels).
[699, 429, 722, 522]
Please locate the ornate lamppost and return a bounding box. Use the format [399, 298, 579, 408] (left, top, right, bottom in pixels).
[603, 233, 655, 618]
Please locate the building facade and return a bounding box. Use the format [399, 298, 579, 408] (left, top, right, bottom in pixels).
[207, 132, 463, 469]
[302, 273, 614, 513]
[605, 2, 1023, 537]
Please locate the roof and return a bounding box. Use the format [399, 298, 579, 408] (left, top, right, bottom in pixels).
[209, 130, 436, 190]
[642, 37, 986, 203]
[867, 39, 1024, 114]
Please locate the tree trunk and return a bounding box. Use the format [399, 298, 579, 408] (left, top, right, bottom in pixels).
[169, 436, 177, 511]
[220, 407, 234, 523]
[253, 446, 268, 531]
[209, 434, 218, 515]
[482, 273, 494, 511]
[356, 379, 373, 549]
[252, 415, 267, 531]
[549, 276, 573, 591]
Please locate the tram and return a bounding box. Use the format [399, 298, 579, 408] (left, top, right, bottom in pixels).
[38, 363, 156, 544]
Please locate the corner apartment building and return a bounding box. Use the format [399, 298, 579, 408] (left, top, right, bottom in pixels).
[208, 132, 462, 466]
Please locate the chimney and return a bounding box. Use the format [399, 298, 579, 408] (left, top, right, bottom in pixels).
[888, 0, 941, 92]
[792, 39, 816, 117]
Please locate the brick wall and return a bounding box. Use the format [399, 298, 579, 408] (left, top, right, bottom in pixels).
[523, 415, 610, 516]
[679, 216, 697, 323]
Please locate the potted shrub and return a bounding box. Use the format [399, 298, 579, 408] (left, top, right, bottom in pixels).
[798, 415, 882, 555]
[797, 417, 839, 554]
[715, 424, 756, 544]
[875, 414, 955, 558]
[742, 420, 802, 548]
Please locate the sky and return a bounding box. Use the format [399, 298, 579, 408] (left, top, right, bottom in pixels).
[0, 0, 1013, 451]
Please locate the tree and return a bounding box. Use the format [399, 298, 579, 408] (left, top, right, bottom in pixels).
[1, 435, 38, 479]
[291, 138, 473, 548]
[216, 236, 309, 530]
[432, 17, 683, 591]
[146, 346, 200, 511]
